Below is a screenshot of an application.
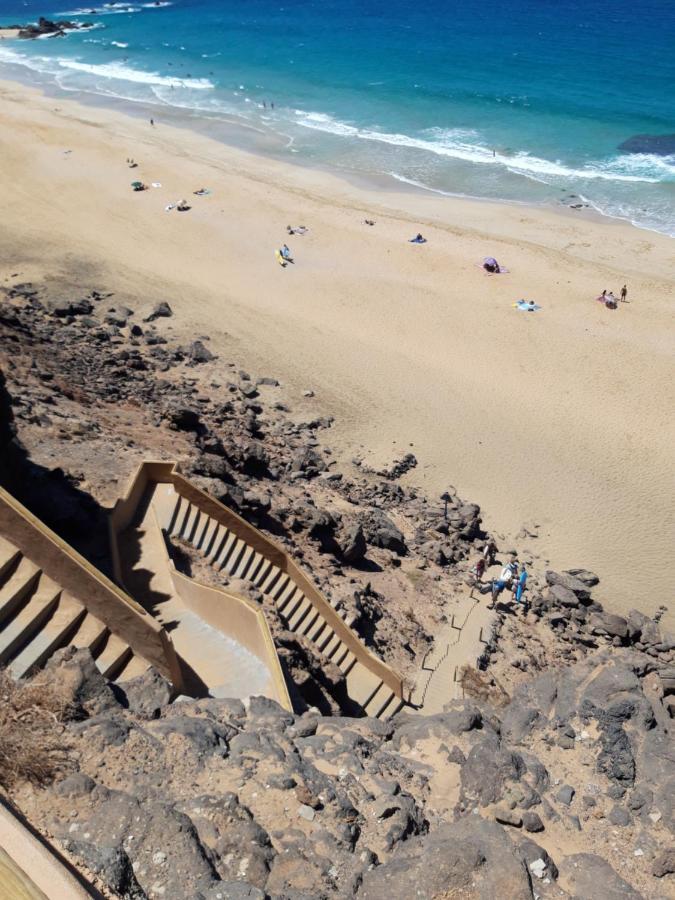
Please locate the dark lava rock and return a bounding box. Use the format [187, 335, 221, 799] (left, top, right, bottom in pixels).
[338, 524, 367, 564]
[556, 785, 575, 806]
[362, 511, 406, 555]
[652, 848, 675, 878]
[357, 817, 534, 900]
[118, 666, 173, 719]
[557, 853, 643, 899]
[62, 841, 144, 899]
[143, 301, 173, 322]
[46, 298, 94, 317]
[619, 133, 675, 155]
[166, 405, 201, 431]
[588, 611, 629, 640]
[522, 811, 544, 833]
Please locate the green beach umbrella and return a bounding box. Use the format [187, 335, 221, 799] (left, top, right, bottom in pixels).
[131, 181, 143, 189]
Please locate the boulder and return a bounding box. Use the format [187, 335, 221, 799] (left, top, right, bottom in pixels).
[337, 524, 367, 564]
[362, 511, 406, 555]
[589, 612, 629, 640]
[118, 667, 173, 719]
[557, 853, 643, 899]
[44, 647, 118, 717]
[652, 848, 675, 878]
[357, 817, 534, 900]
[143, 301, 173, 322]
[545, 570, 592, 600]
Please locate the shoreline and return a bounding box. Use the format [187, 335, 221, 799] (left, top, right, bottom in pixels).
[0, 52, 671, 241]
[0, 74, 673, 627]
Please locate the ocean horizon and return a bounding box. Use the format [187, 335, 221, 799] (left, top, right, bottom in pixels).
[1, 0, 674, 235]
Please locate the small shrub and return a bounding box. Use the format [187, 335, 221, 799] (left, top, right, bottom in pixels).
[459, 664, 510, 708]
[0, 669, 72, 788]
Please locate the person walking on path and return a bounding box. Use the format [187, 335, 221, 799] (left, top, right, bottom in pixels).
[483, 539, 497, 567]
[620, 284, 628, 302]
[469, 557, 486, 598]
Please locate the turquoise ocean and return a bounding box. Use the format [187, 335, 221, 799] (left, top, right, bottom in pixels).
[1, 0, 674, 234]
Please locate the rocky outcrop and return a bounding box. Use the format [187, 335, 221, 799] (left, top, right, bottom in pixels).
[17, 17, 93, 39]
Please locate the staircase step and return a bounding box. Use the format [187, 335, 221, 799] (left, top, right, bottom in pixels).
[277, 586, 304, 618]
[378, 695, 405, 720]
[270, 574, 292, 601]
[0, 558, 41, 625]
[346, 663, 383, 709]
[308, 618, 329, 645]
[217, 534, 242, 571]
[9, 592, 86, 679]
[0, 537, 21, 582]
[338, 651, 357, 674]
[95, 633, 132, 678]
[297, 608, 321, 637]
[252, 559, 274, 588]
[332, 643, 350, 667]
[184, 506, 202, 543]
[175, 499, 193, 537]
[221, 539, 248, 575]
[193, 514, 212, 550]
[199, 518, 220, 555]
[166, 493, 184, 534]
[116, 653, 150, 683]
[207, 527, 229, 563]
[316, 626, 336, 653]
[275, 579, 298, 606]
[363, 683, 395, 719]
[0, 575, 61, 664]
[259, 566, 283, 594]
[287, 597, 312, 630]
[69, 612, 108, 655]
[246, 553, 266, 584]
[231, 546, 256, 579]
[322, 632, 342, 658]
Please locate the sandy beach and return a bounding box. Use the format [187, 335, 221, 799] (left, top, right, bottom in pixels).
[0, 77, 673, 625]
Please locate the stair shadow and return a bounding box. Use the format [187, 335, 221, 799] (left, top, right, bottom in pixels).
[0, 370, 111, 574]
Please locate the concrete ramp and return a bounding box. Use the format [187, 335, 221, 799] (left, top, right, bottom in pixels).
[111, 463, 406, 718]
[113, 479, 291, 709]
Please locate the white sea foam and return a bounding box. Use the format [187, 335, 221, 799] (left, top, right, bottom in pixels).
[56, 58, 214, 89]
[110, 41, 129, 48]
[57, 6, 141, 15]
[293, 111, 669, 185]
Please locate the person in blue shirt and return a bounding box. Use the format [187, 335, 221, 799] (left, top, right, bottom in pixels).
[514, 565, 528, 605]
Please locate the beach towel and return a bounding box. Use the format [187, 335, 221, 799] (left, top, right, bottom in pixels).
[479, 258, 509, 274]
[165, 203, 176, 211]
[152, 182, 162, 188]
[193, 188, 212, 196]
[514, 300, 541, 312]
[409, 236, 427, 243]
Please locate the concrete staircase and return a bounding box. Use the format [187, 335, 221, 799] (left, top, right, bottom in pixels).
[154, 484, 404, 719]
[0, 535, 149, 683]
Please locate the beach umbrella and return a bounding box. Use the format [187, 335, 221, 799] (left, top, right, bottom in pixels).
[131, 181, 143, 189]
[484, 257, 498, 267]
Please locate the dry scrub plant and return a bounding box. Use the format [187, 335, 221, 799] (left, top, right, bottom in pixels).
[0, 669, 73, 788]
[459, 664, 510, 708]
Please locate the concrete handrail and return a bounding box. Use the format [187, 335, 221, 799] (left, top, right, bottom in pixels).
[0, 796, 101, 899]
[113, 462, 405, 702]
[0, 487, 182, 689]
